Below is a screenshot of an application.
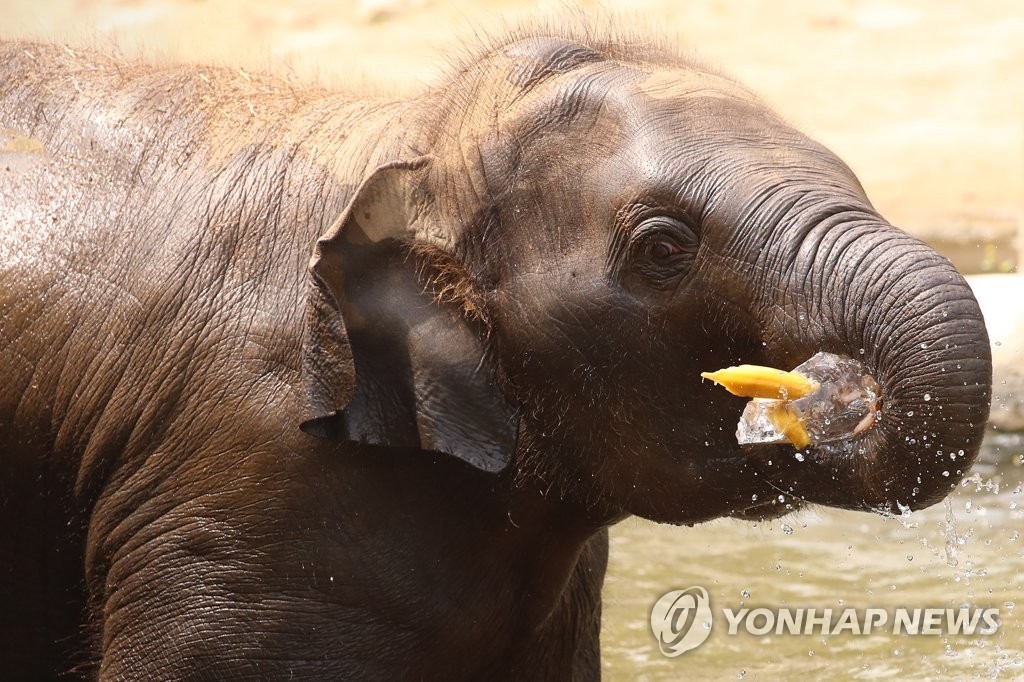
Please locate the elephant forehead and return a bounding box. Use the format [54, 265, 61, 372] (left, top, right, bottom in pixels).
[613, 76, 832, 185]
[635, 68, 758, 104]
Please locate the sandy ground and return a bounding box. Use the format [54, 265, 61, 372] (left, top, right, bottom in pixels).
[4, 0, 1023, 272]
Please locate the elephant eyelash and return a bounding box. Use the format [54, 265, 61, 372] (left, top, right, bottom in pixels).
[626, 218, 699, 286]
[606, 203, 699, 277]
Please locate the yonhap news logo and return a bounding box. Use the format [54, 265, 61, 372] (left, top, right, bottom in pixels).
[650, 587, 1002, 657]
[649, 587, 714, 656]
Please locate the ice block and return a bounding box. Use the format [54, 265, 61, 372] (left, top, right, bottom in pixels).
[702, 352, 881, 450]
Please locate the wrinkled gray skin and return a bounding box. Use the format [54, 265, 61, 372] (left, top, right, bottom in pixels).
[0, 29, 991, 680]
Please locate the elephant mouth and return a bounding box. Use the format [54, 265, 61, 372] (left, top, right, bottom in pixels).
[695, 344, 977, 521]
[724, 340, 986, 516]
[705, 352, 882, 452]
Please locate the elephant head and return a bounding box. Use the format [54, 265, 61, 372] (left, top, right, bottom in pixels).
[301, 33, 991, 525]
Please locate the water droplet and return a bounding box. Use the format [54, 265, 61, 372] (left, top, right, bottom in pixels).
[924, 393, 931, 401]
[737, 671, 747, 680]
[794, 453, 804, 462]
[781, 524, 794, 535]
[907, 410, 915, 417]
[741, 589, 751, 598]
[751, 494, 758, 501]
[995, 340, 1002, 347]
[942, 470, 950, 477]
[920, 342, 928, 349]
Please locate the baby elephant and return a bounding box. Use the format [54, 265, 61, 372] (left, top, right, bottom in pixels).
[0, 24, 990, 680]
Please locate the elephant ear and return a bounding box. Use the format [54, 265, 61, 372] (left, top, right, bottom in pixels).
[300, 157, 518, 473]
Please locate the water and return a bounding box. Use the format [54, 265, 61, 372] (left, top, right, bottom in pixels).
[602, 434, 1024, 680]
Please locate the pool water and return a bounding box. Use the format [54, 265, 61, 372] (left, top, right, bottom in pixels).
[602, 434, 1024, 680]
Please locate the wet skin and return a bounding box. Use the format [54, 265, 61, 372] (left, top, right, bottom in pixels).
[0, 29, 990, 679]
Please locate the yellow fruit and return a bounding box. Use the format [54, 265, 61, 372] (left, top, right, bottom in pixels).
[700, 364, 819, 400]
[765, 403, 811, 449]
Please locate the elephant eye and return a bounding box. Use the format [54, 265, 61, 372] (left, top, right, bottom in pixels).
[629, 215, 699, 285]
[647, 237, 683, 263]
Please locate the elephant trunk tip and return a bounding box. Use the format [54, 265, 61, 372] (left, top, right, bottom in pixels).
[749, 336, 990, 514]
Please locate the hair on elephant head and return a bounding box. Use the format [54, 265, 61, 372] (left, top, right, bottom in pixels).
[300, 157, 518, 473]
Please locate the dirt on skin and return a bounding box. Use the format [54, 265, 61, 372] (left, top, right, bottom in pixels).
[5, 0, 1023, 272]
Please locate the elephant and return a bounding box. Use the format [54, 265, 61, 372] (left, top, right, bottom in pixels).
[0, 24, 991, 680]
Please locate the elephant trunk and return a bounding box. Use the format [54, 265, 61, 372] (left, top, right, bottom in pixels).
[759, 219, 992, 512]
